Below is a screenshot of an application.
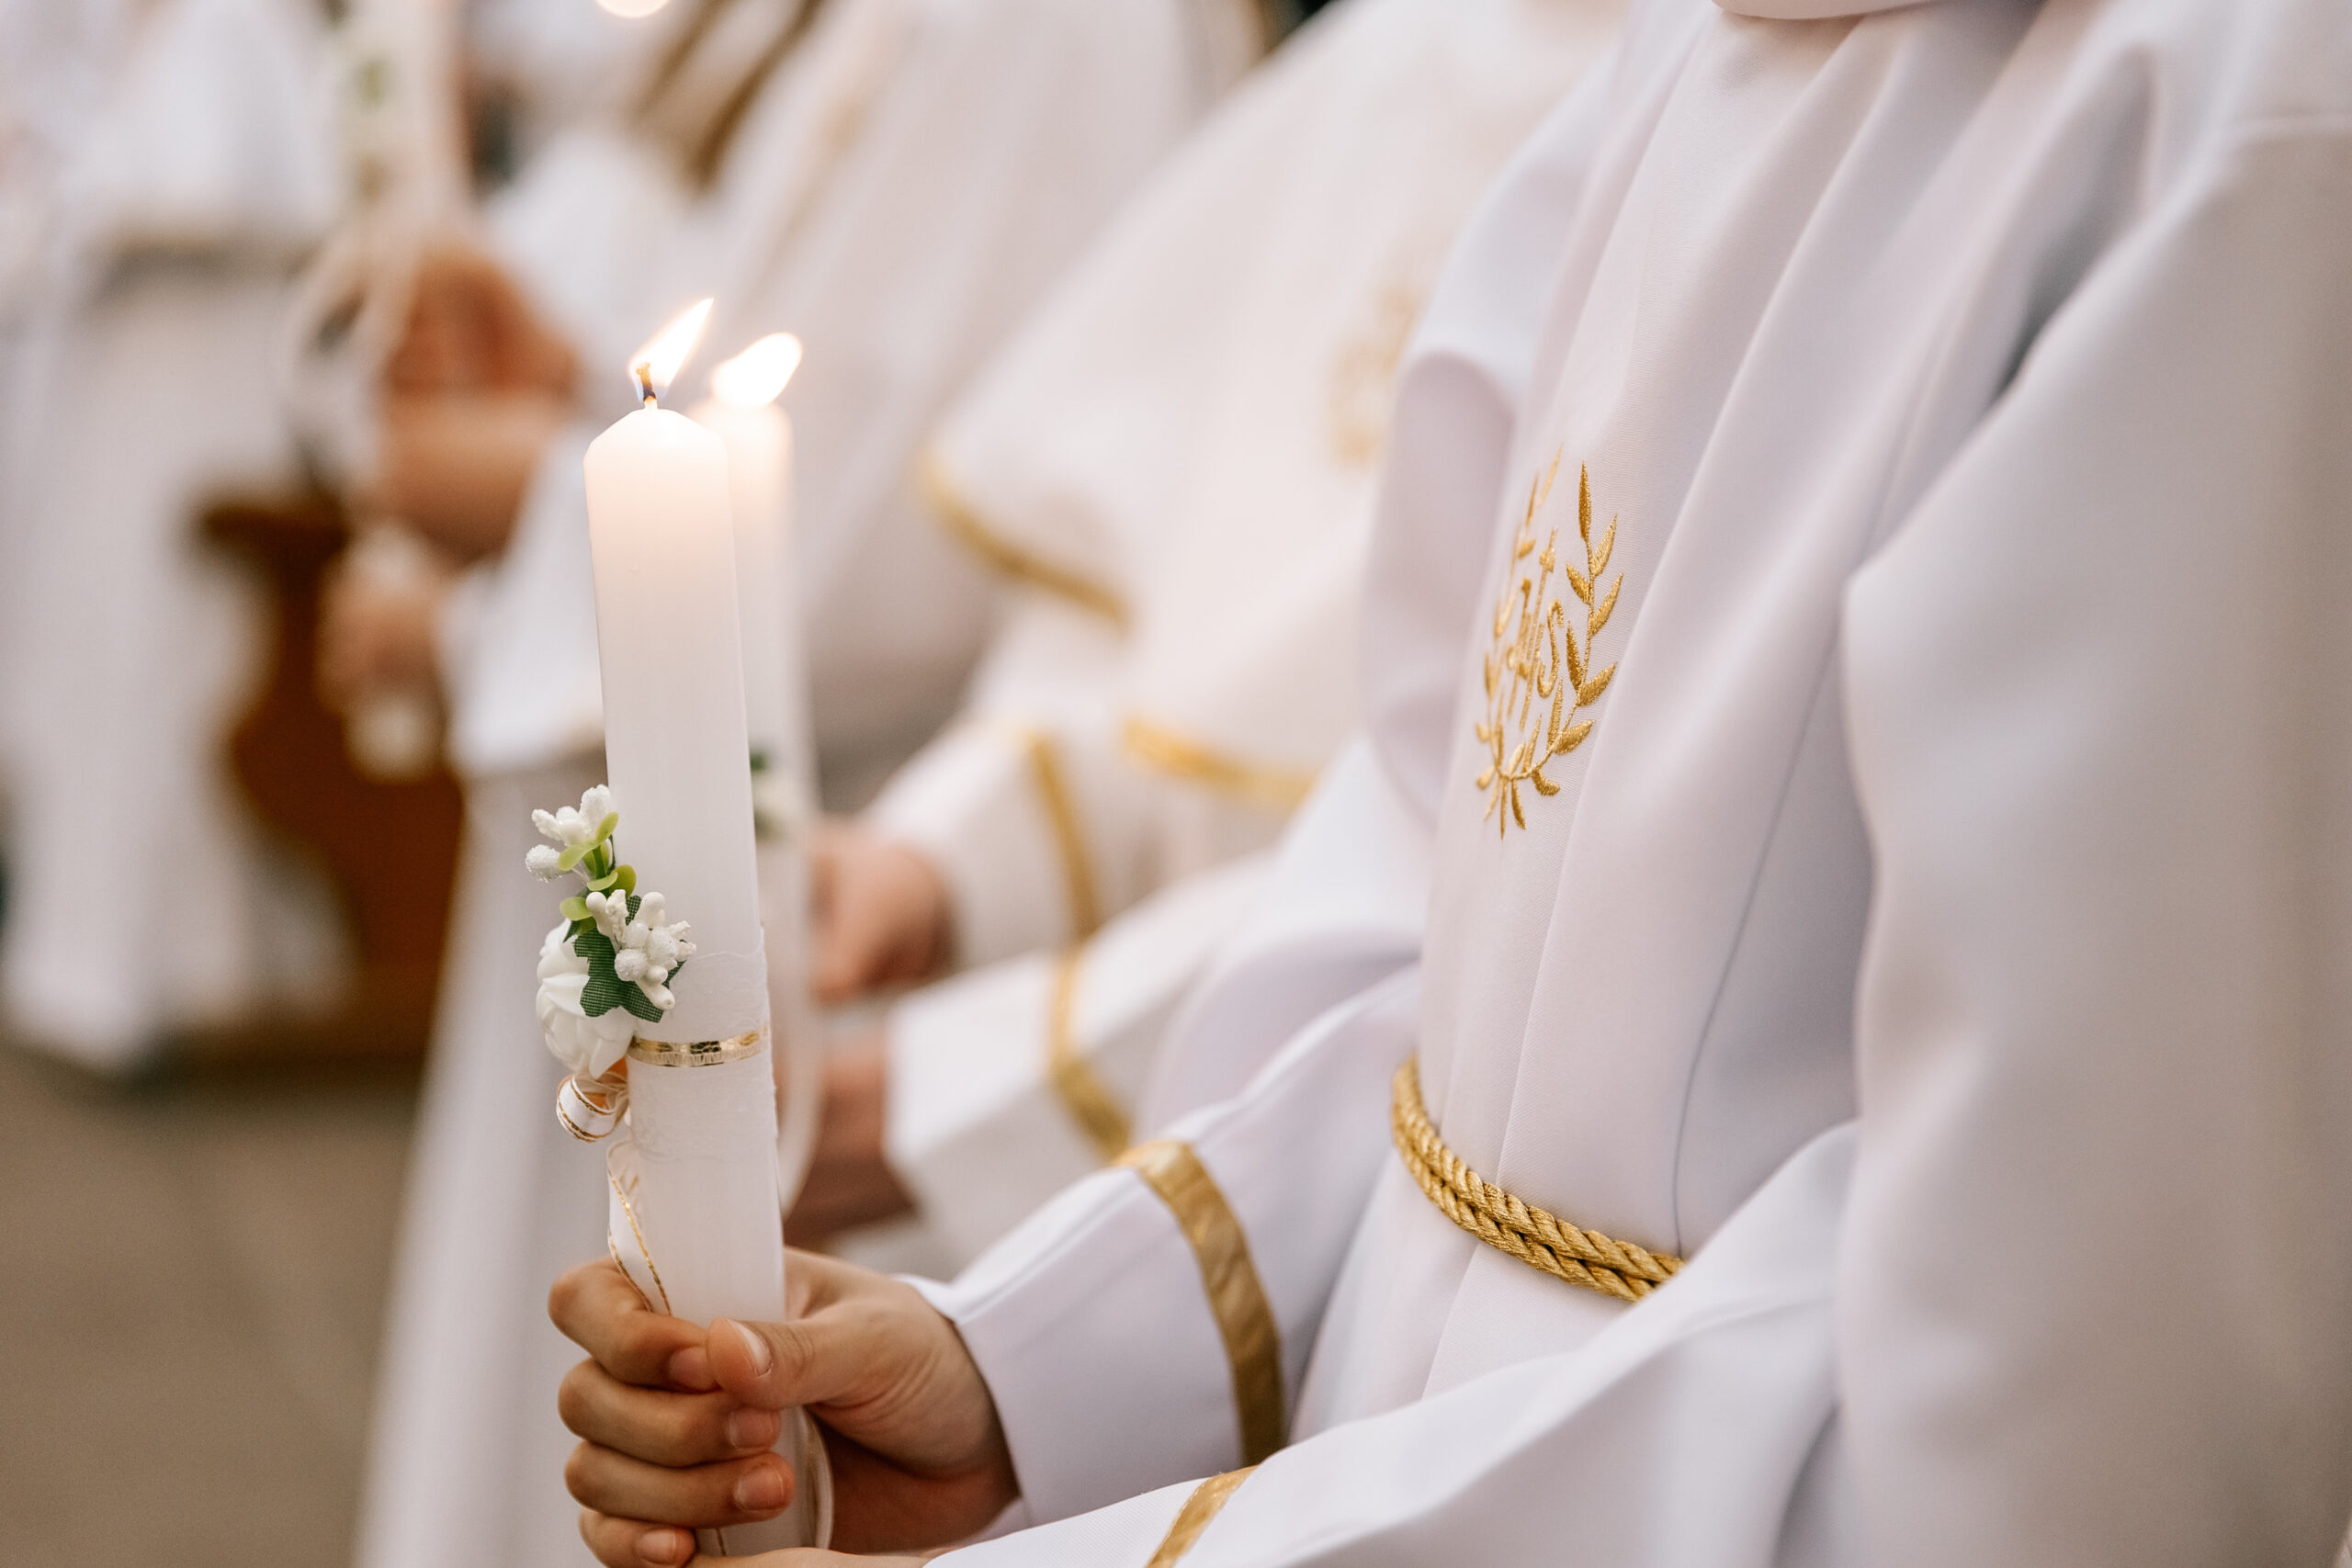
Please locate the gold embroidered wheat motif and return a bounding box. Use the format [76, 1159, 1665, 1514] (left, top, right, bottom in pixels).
[1475, 457, 1623, 836]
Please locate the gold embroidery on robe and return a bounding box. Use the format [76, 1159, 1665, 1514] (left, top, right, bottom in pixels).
[1326, 273, 1425, 468]
[1475, 457, 1623, 835]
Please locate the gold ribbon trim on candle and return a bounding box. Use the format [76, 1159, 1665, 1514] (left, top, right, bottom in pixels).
[1117, 1141, 1285, 1465]
[628, 1026, 771, 1068]
[921, 452, 1130, 626]
[1121, 716, 1319, 814]
[1143, 1466, 1257, 1568]
[607, 1166, 673, 1316]
[1012, 725, 1104, 942]
[1047, 943, 1130, 1163]
[1392, 1055, 1681, 1302]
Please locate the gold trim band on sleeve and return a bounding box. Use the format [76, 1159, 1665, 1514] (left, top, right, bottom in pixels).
[1047, 943, 1131, 1163]
[1117, 1141, 1285, 1465]
[1143, 1466, 1257, 1568]
[920, 452, 1129, 626]
[1392, 1055, 1681, 1303]
[1121, 716, 1319, 814]
[1014, 724, 1104, 942]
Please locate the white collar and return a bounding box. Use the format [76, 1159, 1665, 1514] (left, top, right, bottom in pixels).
[1713, 0, 1937, 17]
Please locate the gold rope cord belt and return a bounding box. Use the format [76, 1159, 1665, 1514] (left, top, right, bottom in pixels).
[1391, 1056, 1681, 1303]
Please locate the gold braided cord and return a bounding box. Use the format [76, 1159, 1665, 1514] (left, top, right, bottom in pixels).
[1046, 943, 1131, 1163]
[1118, 1141, 1286, 1465]
[1391, 1056, 1681, 1303]
[920, 452, 1129, 626]
[1142, 1466, 1258, 1568]
[1121, 715, 1319, 815]
[1013, 724, 1104, 942]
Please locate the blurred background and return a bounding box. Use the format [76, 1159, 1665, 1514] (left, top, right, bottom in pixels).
[0, 0, 1385, 1558]
[1, 0, 583, 1554]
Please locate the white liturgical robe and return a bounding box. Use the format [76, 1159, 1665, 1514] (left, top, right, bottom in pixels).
[873, 0, 1622, 1269]
[910, 2, 2352, 1564]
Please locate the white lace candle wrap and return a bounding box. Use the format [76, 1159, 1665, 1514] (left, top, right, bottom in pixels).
[607, 1028, 831, 1551]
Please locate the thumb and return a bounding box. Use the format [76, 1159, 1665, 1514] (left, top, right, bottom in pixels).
[707, 1311, 884, 1414]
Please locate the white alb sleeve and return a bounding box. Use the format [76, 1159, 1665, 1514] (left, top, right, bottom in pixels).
[886, 854, 1275, 1271]
[1835, 128, 2352, 1568]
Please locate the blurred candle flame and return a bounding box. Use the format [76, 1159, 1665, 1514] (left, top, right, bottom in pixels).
[710, 333, 803, 409]
[630, 299, 714, 405]
[596, 0, 673, 17]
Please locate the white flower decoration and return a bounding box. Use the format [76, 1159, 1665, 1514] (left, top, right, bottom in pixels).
[605, 889, 694, 1013]
[525, 844, 562, 880]
[584, 888, 629, 941]
[532, 784, 619, 854]
[535, 922, 635, 1077]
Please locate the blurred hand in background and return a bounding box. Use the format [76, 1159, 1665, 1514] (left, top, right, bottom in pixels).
[368, 241, 578, 561]
[785, 1033, 913, 1247]
[808, 818, 951, 1006]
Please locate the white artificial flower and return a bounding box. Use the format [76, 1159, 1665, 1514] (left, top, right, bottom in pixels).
[584, 889, 628, 941]
[532, 807, 588, 847]
[525, 844, 562, 880]
[636, 892, 667, 928]
[639, 977, 675, 1011]
[614, 947, 648, 983]
[532, 784, 616, 852]
[535, 922, 634, 1076]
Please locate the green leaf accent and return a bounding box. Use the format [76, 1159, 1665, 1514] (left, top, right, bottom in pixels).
[614, 863, 638, 895]
[594, 811, 619, 846]
[568, 918, 668, 1022]
[571, 929, 625, 1016]
[625, 890, 643, 921]
[585, 866, 621, 892]
[560, 896, 590, 922]
[555, 840, 593, 873]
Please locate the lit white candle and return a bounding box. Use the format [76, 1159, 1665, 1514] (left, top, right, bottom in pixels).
[582, 299, 766, 1044]
[582, 301, 831, 1550]
[694, 333, 825, 1205]
[692, 333, 806, 783]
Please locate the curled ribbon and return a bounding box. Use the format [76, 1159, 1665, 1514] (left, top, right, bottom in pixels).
[557, 1074, 628, 1142]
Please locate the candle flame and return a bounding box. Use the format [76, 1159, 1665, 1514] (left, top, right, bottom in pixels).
[596, 0, 673, 17]
[629, 299, 714, 405]
[710, 333, 803, 409]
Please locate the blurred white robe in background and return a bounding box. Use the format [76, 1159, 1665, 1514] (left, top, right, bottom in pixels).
[862, 0, 1621, 1270]
[0, 0, 343, 1072]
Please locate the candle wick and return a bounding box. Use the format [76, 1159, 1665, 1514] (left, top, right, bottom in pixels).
[633, 362, 659, 408]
